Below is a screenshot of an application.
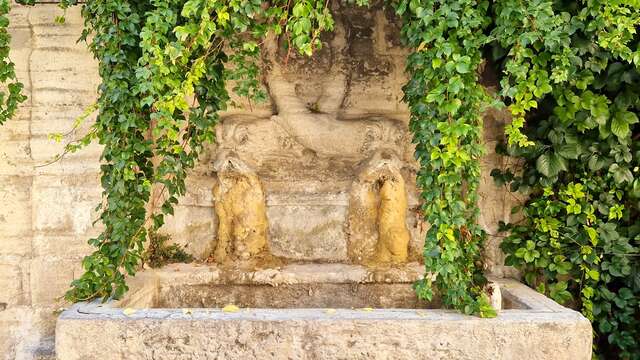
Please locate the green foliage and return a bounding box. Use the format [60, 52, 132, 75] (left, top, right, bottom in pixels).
[0, 0, 27, 125]
[143, 231, 193, 268]
[498, 173, 640, 357]
[491, 1, 640, 356]
[394, 0, 495, 317]
[10, 0, 340, 303]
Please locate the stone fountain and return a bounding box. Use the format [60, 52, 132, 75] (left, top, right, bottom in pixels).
[55, 5, 591, 359]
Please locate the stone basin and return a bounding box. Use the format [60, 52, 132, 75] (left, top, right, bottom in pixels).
[55, 263, 592, 359]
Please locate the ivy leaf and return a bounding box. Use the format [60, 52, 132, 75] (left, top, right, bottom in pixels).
[292, 2, 309, 17]
[588, 154, 606, 171]
[181, 0, 200, 18]
[557, 143, 582, 159]
[443, 98, 462, 115]
[586, 269, 600, 281]
[455, 61, 470, 74]
[549, 281, 572, 304]
[609, 164, 633, 184]
[611, 113, 630, 139]
[566, 199, 582, 214]
[584, 226, 598, 246]
[536, 152, 567, 177]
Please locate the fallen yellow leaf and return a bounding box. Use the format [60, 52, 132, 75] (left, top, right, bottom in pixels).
[222, 304, 240, 313]
[325, 308, 336, 315]
[122, 308, 136, 316]
[360, 307, 373, 312]
[182, 308, 192, 315]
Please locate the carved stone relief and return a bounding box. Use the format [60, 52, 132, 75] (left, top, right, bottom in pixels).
[210, 4, 424, 266]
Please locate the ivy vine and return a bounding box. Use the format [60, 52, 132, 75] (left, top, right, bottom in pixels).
[0, 0, 27, 125]
[394, 0, 496, 317]
[8, 0, 342, 302]
[490, 0, 640, 357]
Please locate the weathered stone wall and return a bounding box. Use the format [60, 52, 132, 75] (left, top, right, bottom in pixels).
[0, 4, 518, 359]
[1, 5, 100, 359]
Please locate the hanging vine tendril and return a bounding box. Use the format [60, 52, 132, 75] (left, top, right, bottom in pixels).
[393, 0, 495, 316]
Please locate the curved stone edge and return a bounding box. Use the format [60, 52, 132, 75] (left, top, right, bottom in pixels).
[56, 309, 591, 360]
[55, 279, 592, 360]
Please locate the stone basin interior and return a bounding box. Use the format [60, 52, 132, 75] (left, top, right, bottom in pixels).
[115, 263, 526, 310]
[159, 283, 431, 309]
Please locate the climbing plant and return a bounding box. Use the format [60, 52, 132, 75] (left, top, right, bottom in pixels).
[489, 0, 640, 357]
[0, 0, 637, 349]
[394, 0, 496, 317]
[0, 0, 27, 125]
[9, 0, 338, 303]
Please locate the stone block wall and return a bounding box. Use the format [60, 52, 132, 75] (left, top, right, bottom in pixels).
[0, 4, 519, 359]
[1, 5, 99, 359]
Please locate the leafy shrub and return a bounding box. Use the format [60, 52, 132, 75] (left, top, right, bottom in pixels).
[144, 231, 193, 268]
[485, 1, 640, 357]
[492, 45, 640, 360]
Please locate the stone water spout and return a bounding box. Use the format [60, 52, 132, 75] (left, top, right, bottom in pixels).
[349, 150, 411, 263]
[212, 149, 269, 262]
